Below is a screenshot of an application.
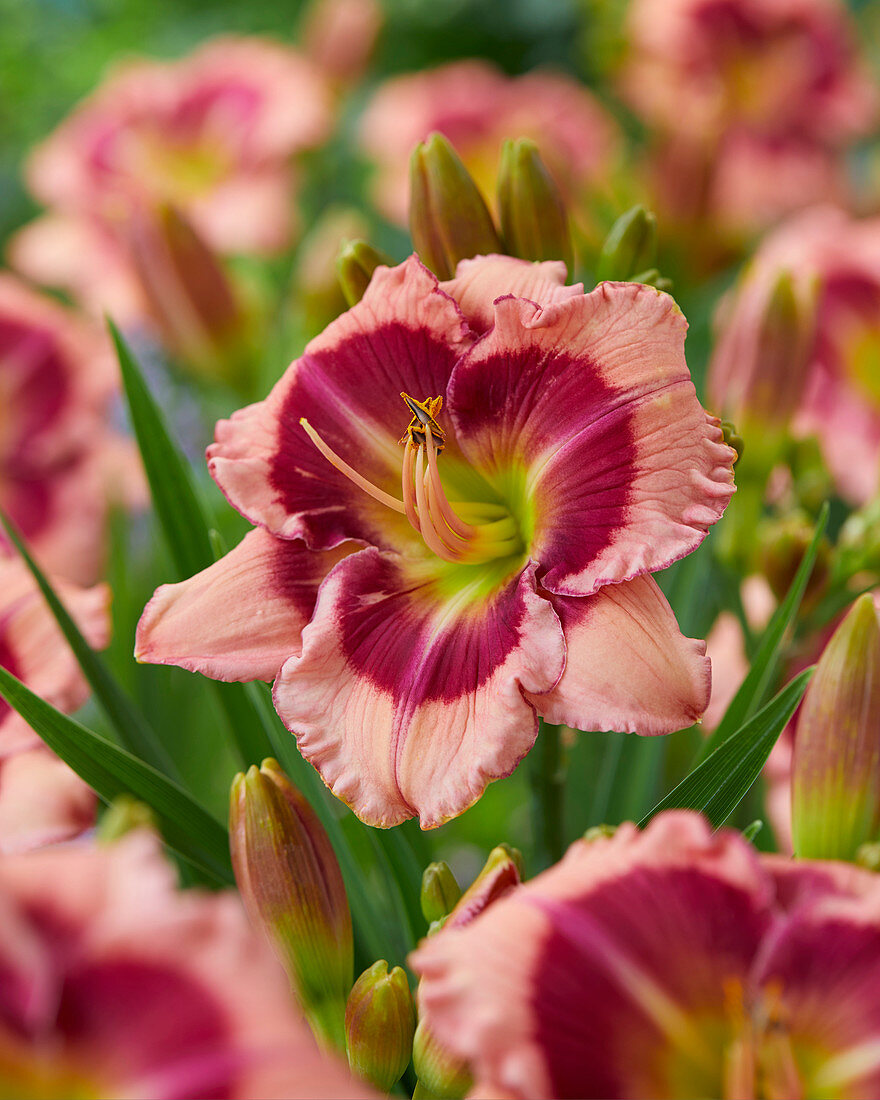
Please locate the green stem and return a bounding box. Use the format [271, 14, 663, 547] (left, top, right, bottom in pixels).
[530, 721, 567, 869]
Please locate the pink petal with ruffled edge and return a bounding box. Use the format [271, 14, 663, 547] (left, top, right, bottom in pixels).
[208, 257, 474, 550]
[273, 549, 565, 828]
[449, 283, 736, 596]
[412, 812, 772, 1100]
[440, 255, 583, 334]
[135, 527, 353, 682]
[527, 575, 710, 734]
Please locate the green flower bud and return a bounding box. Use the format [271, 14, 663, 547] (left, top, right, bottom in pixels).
[229, 759, 352, 1052]
[756, 512, 830, 610]
[420, 861, 461, 925]
[792, 594, 880, 861]
[596, 205, 658, 284]
[345, 960, 415, 1092]
[97, 795, 156, 842]
[409, 132, 502, 280]
[444, 844, 522, 931]
[413, 1017, 472, 1100]
[336, 239, 394, 307]
[497, 138, 573, 272]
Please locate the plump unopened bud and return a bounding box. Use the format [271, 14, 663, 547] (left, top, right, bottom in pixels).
[497, 138, 573, 273]
[413, 1017, 472, 1100]
[444, 844, 522, 932]
[596, 205, 658, 284]
[230, 759, 352, 1051]
[409, 132, 502, 280]
[749, 270, 817, 425]
[128, 203, 252, 384]
[420, 861, 461, 926]
[336, 239, 393, 306]
[792, 594, 880, 861]
[345, 960, 415, 1092]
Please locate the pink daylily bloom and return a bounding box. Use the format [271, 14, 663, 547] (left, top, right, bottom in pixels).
[137, 256, 735, 828]
[621, 0, 877, 243]
[413, 810, 880, 1100]
[710, 205, 880, 505]
[10, 37, 333, 320]
[0, 831, 373, 1098]
[359, 61, 620, 225]
[0, 554, 110, 852]
[0, 274, 143, 584]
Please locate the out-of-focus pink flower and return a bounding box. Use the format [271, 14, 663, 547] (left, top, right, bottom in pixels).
[300, 0, 383, 87]
[622, 0, 877, 243]
[413, 810, 880, 1099]
[359, 61, 620, 225]
[0, 275, 142, 584]
[0, 830, 373, 1099]
[0, 749, 94, 855]
[136, 254, 734, 828]
[709, 206, 880, 505]
[10, 37, 333, 321]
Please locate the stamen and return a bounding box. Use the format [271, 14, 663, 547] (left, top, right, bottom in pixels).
[401, 440, 421, 532]
[414, 445, 465, 562]
[424, 426, 476, 539]
[300, 419, 406, 514]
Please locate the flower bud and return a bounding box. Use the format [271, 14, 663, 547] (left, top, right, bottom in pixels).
[409, 132, 502, 280]
[595, 205, 658, 284]
[497, 138, 573, 273]
[97, 795, 156, 842]
[128, 203, 253, 385]
[413, 1017, 472, 1100]
[792, 594, 880, 861]
[229, 759, 352, 1051]
[444, 844, 522, 931]
[336, 239, 393, 307]
[420, 861, 461, 925]
[345, 960, 415, 1092]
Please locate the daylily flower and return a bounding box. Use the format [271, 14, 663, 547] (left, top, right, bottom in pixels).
[0, 830, 373, 1098]
[709, 206, 880, 505]
[137, 255, 735, 828]
[0, 274, 143, 585]
[358, 61, 620, 227]
[9, 37, 332, 323]
[0, 553, 110, 852]
[620, 0, 876, 247]
[413, 810, 880, 1099]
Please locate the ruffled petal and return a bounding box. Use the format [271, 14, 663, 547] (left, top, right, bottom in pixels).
[412, 813, 771, 1100]
[440, 254, 583, 334]
[135, 528, 352, 682]
[273, 548, 565, 828]
[449, 283, 736, 596]
[526, 575, 710, 735]
[207, 256, 474, 549]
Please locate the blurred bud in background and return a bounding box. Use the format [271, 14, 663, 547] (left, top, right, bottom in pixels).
[345, 960, 415, 1092]
[300, 0, 383, 88]
[336, 238, 394, 308]
[409, 132, 501, 280]
[128, 204, 259, 389]
[792, 593, 880, 861]
[289, 206, 372, 338]
[497, 138, 573, 273]
[756, 511, 830, 612]
[230, 758, 352, 1052]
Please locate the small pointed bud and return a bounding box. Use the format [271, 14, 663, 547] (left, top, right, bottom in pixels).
[757, 512, 830, 609]
[97, 795, 156, 842]
[413, 1017, 472, 1100]
[336, 239, 393, 307]
[128, 203, 253, 384]
[497, 138, 573, 272]
[792, 594, 880, 861]
[596, 205, 658, 283]
[230, 759, 352, 1052]
[409, 132, 502, 280]
[583, 823, 617, 843]
[748, 270, 817, 426]
[420, 861, 461, 925]
[444, 844, 522, 932]
[345, 960, 415, 1092]
[720, 419, 744, 465]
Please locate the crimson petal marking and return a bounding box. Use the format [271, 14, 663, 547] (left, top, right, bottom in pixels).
[135, 528, 353, 683]
[273, 549, 565, 828]
[207, 257, 474, 550]
[527, 575, 710, 735]
[449, 284, 736, 596]
[439, 254, 583, 334]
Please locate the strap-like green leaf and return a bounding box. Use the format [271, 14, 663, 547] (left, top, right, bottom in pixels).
[0, 665, 232, 884]
[696, 502, 828, 765]
[0, 511, 179, 779]
[641, 668, 813, 828]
